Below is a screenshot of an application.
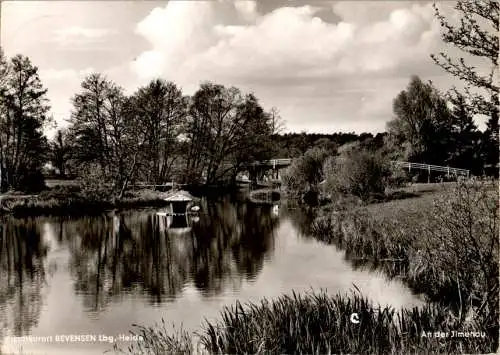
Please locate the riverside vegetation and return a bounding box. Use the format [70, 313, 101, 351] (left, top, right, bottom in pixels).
[112, 163, 498, 354]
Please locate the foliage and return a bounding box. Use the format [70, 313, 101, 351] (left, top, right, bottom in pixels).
[77, 163, 114, 201]
[386, 76, 454, 165]
[0, 53, 51, 192]
[49, 129, 72, 178]
[432, 0, 499, 170]
[270, 131, 369, 158]
[112, 320, 193, 355]
[281, 147, 329, 198]
[128, 79, 188, 185]
[325, 148, 391, 202]
[445, 91, 484, 174]
[422, 181, 498, 331]
[183, 82, 273, 185]
[69, 73, 148, 197]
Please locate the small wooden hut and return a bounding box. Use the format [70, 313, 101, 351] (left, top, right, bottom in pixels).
[164, 190, 194, 215]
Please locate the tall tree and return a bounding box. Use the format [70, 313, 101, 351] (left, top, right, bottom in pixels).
[0, 54, 51, 192]
[69, 73, 147, 196]
[446, 92, 483, 174]
[387, 76, 453, 165]
[432, 0, 499, 170]
[184, 82, 273, 185]
[128, 79, 188, 185]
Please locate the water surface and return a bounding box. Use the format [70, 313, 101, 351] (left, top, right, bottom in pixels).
[0, 197, 423, 354]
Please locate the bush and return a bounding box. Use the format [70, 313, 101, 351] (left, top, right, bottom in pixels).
[419, 181, 498, 332]
[38, 184, 82, 200]
[325, 149, 390, 201]
[282, 147, 329, 198]
[386, 168, 410, 188]
[78, 164, 115, 201]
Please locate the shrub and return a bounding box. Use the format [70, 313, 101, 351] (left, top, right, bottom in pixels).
[38, 184, 81, 200]
[282, 147, 329, 198]
[77, 164, 115, 201]
[325, 149, 391, 201]
[386, 167, 410, 188]
[418, 181, 498, 332]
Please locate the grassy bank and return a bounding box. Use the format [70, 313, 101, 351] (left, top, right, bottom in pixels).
[0, 186, 170, 217]
[310, 181, 498, 344]
[114, 292, 492, 354]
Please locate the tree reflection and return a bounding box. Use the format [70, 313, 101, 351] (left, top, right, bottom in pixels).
[284, 204, 318, 237]
[0, 218, 47, 343]
[60, 197, 279, 313]
[191, 199, 277, 296]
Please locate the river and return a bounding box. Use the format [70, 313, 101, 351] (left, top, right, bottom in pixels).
[0, 196, 423, 354]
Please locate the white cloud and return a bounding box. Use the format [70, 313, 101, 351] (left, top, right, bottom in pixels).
[39, 67, 96, 81]
[51, 26, 117, 45]
[132, 1, 216, 79]
[129, 1, 451, 133]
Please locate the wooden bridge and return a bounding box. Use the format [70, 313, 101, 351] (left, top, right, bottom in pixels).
[249, 158, 470, 181]
[126, 159, 470, 191]
[250, 159, 293, 168]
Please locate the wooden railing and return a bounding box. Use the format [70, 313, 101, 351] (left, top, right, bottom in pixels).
[391, 161, 469, 178]
[250, 159, 293, 167]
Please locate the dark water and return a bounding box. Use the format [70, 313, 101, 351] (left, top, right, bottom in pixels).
[0, 197, 422, 355]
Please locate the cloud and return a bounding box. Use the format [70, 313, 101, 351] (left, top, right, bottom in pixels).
[129, 1, 453, 133]
[132, 1, 216, 79]
[39, 67, 96, 81]
[51, 26, 117, 45]
[234, 1, 258, 22]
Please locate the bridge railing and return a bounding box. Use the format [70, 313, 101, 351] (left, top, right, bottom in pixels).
[250, 158, 292, 167]
[248, 158, 470, 178]
[391, 161, 469, 177]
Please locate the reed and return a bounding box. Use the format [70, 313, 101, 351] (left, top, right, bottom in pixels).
[199, 291, 492, 354]
[123, 291, 494, 354]
[111, 319, 193, 355]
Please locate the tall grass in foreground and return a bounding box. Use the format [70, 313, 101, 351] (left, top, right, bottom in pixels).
[115, 292, 493, 354]
[111, 320, 193, 355]
[310, 180, 499, 345]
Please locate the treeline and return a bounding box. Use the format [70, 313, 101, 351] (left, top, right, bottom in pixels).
[55, 75, 279, 198]
[270, 132, 386, 158]
[0, 1, 497, 196]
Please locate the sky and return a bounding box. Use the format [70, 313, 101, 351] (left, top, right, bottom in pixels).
[0, 0, 492, 138]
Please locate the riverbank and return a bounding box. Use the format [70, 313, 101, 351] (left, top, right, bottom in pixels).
[0, 187, 170, 217]
[308, 180, 498, 347]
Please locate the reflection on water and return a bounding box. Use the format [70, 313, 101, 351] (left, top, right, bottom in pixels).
[0, 197, 422, 355]
[0, 220, 48, 338]
[56, 198, 278, 312]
